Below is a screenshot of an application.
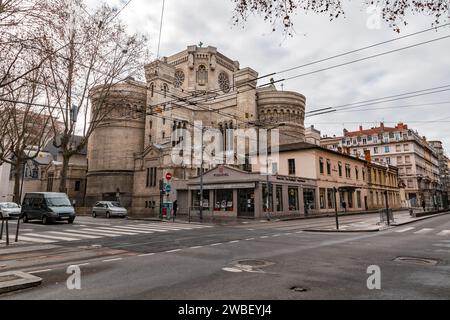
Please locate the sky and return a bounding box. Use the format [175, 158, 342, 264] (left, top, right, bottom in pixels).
[86, 0, 450, 154]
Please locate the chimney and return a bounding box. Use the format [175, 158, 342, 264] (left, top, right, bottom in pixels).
[380, 122, 385, 130]
[343, 128, 348, 136]
[364, 150, 372, 162]
[359, 125, 363, 131]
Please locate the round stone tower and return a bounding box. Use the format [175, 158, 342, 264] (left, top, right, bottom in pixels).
[85, 79, 147, 207]
[257, 89, 306, 145]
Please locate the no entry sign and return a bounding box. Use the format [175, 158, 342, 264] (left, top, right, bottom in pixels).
[165, 172, 172, 181]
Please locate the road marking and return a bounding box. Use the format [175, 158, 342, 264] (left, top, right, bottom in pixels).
[46, 231, 101, 239]
[414, 228, 434, 235]
[110, 226, 155, 233]
[28, 269, 53, 274]
[165, 249, 182, 253]
[228, 240, 239, 243]
[63, 229, 118, 237]
[76, 263, 90, 267]
[138, 253, 155, 257]
[126, 225, 170, 232]
[295, 231, 303, 234]
[103, 258, 123, 262]
[80, 228, 134, 235]
[260, 236, 269, 239]
[435, 249, 450, 253]
[189, 246, 203, 249]
[284, 233, 292, 236]
[99, 226, 152, 234]
[433, 243, 450, 248]
[396, 227, 415, 233]
[272, 234, 281, 237]
[23, 233, 80, 241]
[94, 227, 138, 235]
[17, 236, 56, 243]
[437, 230, 450, 236]
[210, 243, 222, 246]
[245, 238, 255, 241]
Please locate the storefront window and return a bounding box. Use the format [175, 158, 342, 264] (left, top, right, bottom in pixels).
[262, 184, 273, 211]
[327, 189, 335, 209]
[276, 186, 283, 212]
[357, 191, 362, 208]
[320, 188, 326, 209]
[288, 187, 299, 211]
[214, 189, 233, 211]
[192, 190, 209, 209]
[348, 190, 354, 208]
[303, 189, 316, 210]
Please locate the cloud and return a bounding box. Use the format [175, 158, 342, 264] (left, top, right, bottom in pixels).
[89, 0, 450, 153]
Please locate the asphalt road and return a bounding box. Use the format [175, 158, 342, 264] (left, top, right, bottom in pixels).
[1, 214, 450, 300]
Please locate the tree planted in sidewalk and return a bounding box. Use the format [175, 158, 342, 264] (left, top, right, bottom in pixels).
[41, 0, 149, 193]
[0, 68, 56, 203]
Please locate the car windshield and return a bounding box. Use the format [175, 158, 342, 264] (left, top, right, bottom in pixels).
[0, 203, 19, 209]
[110, 202, 122, 208]
[46, 197, 71, 207]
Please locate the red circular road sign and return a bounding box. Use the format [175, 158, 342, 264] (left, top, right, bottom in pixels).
[165, 172, 173, 181]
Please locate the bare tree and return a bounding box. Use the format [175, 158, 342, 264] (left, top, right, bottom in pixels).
[0, 68, 55, 203]
[232, 0, 449, 35]
[0, 0, 69, 92]
[42, 0, 149, 193]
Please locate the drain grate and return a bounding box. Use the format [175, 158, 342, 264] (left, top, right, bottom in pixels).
[394, 257, 439, 266]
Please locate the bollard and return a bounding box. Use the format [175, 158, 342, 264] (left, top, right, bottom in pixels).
[0, 217, 4, 240]
[15, 217, 20, 242]
[5, 218, 9, 245]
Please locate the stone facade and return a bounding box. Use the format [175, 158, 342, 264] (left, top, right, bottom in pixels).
[87, 45, 307, 216]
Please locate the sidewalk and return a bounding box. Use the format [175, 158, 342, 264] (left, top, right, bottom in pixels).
[304, 210, 450, 232]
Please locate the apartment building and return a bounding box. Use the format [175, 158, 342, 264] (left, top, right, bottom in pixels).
[327, 122, 440, 207]
[428, 140, 450, 209]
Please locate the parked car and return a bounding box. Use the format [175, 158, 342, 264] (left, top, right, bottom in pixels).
[21, 192, 76, 224]
[0, 202, 21, 219]
[92, 201, 128, 218]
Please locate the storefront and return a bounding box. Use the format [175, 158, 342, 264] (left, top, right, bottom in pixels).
[175, 166, 317, 219]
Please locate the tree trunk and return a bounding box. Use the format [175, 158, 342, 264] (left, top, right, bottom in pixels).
[13, 158, 24, 204]
[58, 153, 70, 193]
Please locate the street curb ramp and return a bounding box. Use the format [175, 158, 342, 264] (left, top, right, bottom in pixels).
[0, 271, 42, 295]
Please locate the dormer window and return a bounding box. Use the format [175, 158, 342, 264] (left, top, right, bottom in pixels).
[197, 65, 208, 86]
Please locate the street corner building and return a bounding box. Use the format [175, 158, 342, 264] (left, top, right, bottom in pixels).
[84, 45, 408, 219]
[85, 45, 308, 217]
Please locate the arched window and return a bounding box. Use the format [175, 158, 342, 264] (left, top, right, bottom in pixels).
[150, 83, 154, 97]
[163, 84, 169, 98]
[197, 65, 208, 85]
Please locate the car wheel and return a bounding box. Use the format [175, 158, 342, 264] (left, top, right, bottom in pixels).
[92, 211, 97, 218]
[42, 216, 48, 225]
[68, 217, 75, 224]
[106, 212, 111, 219]
[23, 214, 29, 223]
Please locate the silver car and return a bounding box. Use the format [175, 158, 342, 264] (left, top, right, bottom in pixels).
[0, 202, 22, 219]
[92, 201, 127, 219]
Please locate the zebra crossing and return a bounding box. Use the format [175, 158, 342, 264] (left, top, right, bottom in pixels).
[395, 226, 450, 237]
[0, 222, 213, 245]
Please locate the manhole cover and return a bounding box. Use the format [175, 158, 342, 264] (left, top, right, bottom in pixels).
[236, 259, 272, 267]
[394, 257, 439, 266]
[222, 259, 275, 273]
[290, 286, 309, 292]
